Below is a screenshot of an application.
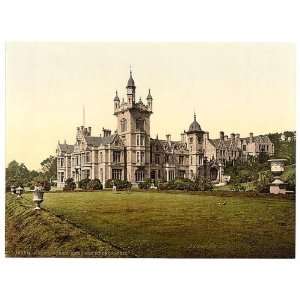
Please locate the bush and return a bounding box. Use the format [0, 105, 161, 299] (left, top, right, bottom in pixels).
[41, 180, 51, 191]
[113, 179, 132, 190]
[86, 179, 103, 190]
[105, 179, 114, 188]
[255, 170, 272, 193]
[78, 178, 91, 190]
[138, 178, 155, 189]
[232, 183, 246, 192]
[105, 179, 131, 190]
[194, 177, 214, 191]
[63, 178, 76, 191]
[157, 178, 213, 192]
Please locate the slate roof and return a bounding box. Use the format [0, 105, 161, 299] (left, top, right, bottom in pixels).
[210, 139, 238, 148]
[85, 134, 116, 146]
[211, 134, 272, 149]
[151, 139, 187, 152]
[187, 113, 202, 132]
[58, 144, 74, 154]
[244, 135, 272, 144]
[126, 71, 135, 88]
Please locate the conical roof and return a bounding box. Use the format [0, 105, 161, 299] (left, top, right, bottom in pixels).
[126, 71, 135, 88]
[114, 90, 120, 101]
[147, 89, 152, 100]
[188, 113, 202, 132]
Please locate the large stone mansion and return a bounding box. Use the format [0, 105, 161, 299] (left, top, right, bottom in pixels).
[56, 71, 274, 188]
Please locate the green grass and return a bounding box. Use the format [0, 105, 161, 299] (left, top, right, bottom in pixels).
[7, 190, 295, 258]
[5, 193, 129, 257]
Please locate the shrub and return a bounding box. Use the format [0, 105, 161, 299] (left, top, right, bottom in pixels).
[157, 178, 213, 192]
[138, 178, 158, 189]
[105, 179, 114, 188]
[194, 177, 214, 191]
[86, 179, 103, 190]
[255, 170, 273, 193]
[41, 180, 51, 191]
[232, 183, 246, 192]
[113, 179, 132, 190]
[63, 178, 76, 191]
[78, 178, 91, 190]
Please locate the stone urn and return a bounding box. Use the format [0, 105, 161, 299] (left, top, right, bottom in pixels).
[15, 186, 24, 198]
[32, 186, 45, 210]
[10, 185, 16, 194]
[268, 159, 287, 194]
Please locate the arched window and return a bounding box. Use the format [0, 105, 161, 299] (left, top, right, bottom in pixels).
[120, 118, 127, 132]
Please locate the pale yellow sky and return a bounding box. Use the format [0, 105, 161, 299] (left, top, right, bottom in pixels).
[6, 43, 295, 170]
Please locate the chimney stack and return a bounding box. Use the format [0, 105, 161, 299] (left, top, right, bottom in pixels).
[166, 134, 171, 143]
[102, 128, 112, 137]
[220, 131, 224, 140]
[230, 133, 235, 140]
[224, 135, 228, 141]
[249, 132, 254, 143]
[236, 133, 240, 140]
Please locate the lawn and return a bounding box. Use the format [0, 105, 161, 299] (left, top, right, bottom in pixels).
[7, 190, 295, 258]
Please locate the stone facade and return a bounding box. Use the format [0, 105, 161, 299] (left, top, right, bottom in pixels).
[56, 71, 274, 188]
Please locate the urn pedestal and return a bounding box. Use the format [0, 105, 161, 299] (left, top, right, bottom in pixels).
[15, 186, 24, 198]
[268, 159, 287, 194]
[32, 186, 45, 210]
[10, 185, 16, 195]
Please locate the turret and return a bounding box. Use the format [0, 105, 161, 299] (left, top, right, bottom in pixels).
[147, 89, 153, 111]
[113, 90, 120, 112]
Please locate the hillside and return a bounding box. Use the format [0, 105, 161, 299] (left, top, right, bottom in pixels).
[5, 194, 130, 257]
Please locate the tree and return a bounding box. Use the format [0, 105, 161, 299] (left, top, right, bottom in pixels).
[40, 155, 57, 181]
[6, 160, 31, 188]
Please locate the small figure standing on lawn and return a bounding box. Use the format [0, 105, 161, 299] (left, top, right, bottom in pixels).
[112, 185, 117, 192]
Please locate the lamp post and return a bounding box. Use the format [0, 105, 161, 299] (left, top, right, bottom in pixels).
[32, 185, 45, 210]
[15, 186, 24, 198]
[268, 159, 287, 194]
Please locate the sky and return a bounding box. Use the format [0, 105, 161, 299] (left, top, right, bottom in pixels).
[5, 43, 295, 170]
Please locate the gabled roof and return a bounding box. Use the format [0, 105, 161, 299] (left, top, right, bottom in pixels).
[151, 139, 187, 152]
[210, 139, 239, 149]
[58, 143, 74, 154]
[245, 135, 272, 144]
[85, 134, 117, 146]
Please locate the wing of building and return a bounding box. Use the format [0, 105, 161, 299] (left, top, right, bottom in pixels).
[56, 72, 274, 188]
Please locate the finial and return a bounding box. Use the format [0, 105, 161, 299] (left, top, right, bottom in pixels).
[156, 134, 158, 139]
[149, 88, 151, 94]
[194, 112, 196, 121]
[116, 90, 118, 96]
[130, 64, 132, 76]
[64, 139, 66, 144]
